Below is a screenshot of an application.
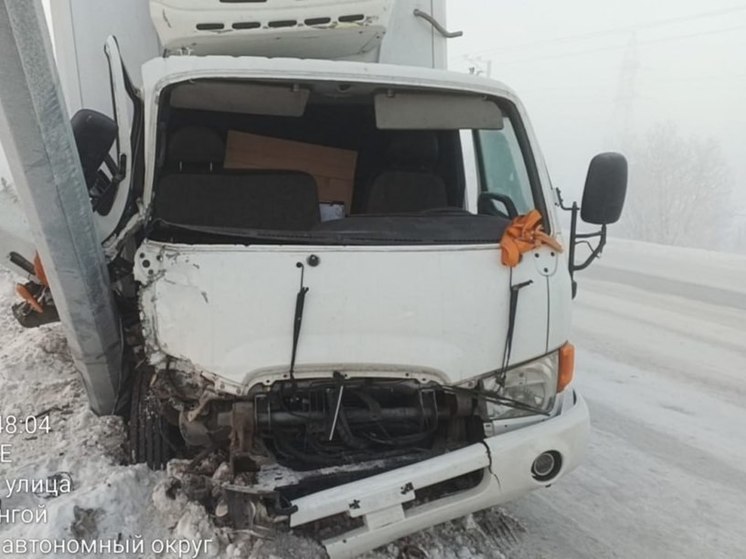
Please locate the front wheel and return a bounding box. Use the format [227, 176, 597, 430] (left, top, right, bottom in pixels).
[128, 369, 181, 470]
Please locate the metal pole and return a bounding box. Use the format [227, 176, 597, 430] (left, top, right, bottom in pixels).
[0, 0, 123, 414]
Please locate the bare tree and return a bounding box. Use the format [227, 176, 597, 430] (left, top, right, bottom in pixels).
[617, 122, 733, 249]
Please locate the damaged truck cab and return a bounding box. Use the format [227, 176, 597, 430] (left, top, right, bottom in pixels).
[5, 1, 628, 557]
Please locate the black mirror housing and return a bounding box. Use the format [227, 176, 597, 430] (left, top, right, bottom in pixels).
[71, 109, 118, 190]
[581, 152, 628, 225]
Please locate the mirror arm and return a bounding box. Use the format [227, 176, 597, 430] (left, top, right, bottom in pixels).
[557, 188, 607, 298]
[556, 189, 579, 290]
[573, 225, 607, 273]
[91, 153, 127, 213]
[556, 188, 574, 211]
[111, 153, 127, 186]
[103, 154, 118, 176]
[575, 229, 604, 240]
[568, 200, 579, 292]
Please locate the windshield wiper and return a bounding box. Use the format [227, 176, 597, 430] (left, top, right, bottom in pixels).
[288, 263, 310, 382]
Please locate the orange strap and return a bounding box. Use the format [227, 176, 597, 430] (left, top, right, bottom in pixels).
[15, 253, 48, 314]
[16, 284, 44, 313]
[33, 253, 48, 286]
[500, 210, 563, 267]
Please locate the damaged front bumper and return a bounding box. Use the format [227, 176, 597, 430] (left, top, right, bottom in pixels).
[290, 390, 590, 559]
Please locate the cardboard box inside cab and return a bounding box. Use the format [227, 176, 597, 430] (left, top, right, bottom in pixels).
[224, 131, 358, 213]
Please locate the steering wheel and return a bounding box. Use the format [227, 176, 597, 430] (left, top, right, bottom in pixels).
[478, 192, 519, 219]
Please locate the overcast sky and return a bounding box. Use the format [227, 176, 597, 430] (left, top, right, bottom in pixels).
[447, 0, 746, 206]
[2, 0, 745, 246]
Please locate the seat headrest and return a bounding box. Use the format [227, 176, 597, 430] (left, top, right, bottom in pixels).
[167, 126, 225, 167]
[385, 131, 439, 170]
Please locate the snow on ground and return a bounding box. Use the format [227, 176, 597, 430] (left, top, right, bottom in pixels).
[591, 237, 746, 295]
[585, 237, 746, 309]
[0, 271, 222, 559]
[1, 238, 745, 558]
[0, 181, 36, 274]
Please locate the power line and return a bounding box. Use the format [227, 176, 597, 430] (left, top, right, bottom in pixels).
[451, 4, 746, 60]
[454, 24, 746, 68]
[515, 71, 746, 94]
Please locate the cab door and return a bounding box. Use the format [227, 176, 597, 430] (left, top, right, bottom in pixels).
[96, 35, 143, 243]
[0, 36, 140, 277]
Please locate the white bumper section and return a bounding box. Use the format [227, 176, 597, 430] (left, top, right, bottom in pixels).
[290, 392, 590, 558]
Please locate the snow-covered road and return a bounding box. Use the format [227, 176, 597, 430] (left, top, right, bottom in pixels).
[1, 240, 744, 558]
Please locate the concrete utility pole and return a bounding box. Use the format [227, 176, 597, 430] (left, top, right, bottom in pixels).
[0, 0, 123, 415]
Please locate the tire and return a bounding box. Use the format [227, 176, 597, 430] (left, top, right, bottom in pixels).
[128, 369, 181, 470]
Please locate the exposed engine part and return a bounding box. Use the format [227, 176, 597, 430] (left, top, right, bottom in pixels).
[151, 370, 482, 472]
[178, 403, 232, 448]
[165, 457, 288, 543]
[230, 401, 260, 474]
[254, 377, 478, 470]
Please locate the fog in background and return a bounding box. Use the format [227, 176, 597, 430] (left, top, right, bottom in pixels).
[1, 1, 745, 253]
[448, 0, 746, 253]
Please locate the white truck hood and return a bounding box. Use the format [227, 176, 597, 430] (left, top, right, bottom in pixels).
[134, 242, 569, 393]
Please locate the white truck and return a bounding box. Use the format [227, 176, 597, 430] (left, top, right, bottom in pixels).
[1, 1, 627, 556]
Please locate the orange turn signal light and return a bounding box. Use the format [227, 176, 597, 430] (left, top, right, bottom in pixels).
[557, 342, 575, 393]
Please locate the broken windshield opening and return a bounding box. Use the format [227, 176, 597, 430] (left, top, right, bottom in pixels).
[149, 214, 512, 246]
[149, 79, 543, 246]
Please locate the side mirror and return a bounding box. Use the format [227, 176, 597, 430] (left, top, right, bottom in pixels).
[580, 152, 628, 225]
[71, 109, 118, 190]
[556, 152, 629, 298]
[71, 109, 126, 215]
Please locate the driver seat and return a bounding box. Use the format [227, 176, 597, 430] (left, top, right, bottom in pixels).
[364, 132, 448, 214]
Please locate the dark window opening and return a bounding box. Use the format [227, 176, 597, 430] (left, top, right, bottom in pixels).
[149, 80, 542, 246]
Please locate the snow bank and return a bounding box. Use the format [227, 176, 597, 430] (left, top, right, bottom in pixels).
[0, 270, 222, 559]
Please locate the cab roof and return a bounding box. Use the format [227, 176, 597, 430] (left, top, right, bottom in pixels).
[141, 55, 520, 105]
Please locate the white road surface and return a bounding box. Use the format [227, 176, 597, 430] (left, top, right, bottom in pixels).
[503, 273, 746, 559]
[0, 240, 744, 558]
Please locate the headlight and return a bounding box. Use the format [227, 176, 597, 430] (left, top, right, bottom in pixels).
[477, 352, 559, 420]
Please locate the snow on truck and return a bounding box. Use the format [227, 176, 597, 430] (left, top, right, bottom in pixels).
[1, 0, 628, 556]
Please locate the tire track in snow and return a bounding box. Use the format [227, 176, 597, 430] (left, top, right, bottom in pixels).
[585, 264, 746, 310]
[503, 265, 746, 559]
[585, 397, 746, 494]
[575, 292, 746, 358]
